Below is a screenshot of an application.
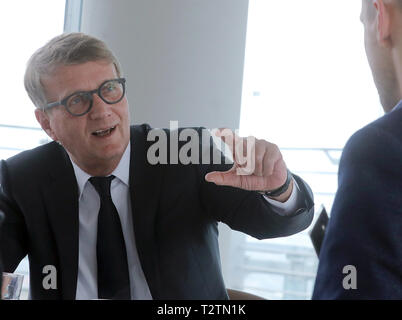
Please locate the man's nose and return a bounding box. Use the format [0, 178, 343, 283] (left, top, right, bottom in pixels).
[89, 93, 112, 120]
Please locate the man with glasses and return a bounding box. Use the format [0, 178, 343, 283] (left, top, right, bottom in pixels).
[45, 78, 127, 117]
[0, 33, 314, 300]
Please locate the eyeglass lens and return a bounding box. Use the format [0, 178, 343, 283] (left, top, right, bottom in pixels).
[66, 79, 124, 115]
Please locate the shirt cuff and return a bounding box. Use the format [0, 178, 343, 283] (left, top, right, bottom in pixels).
[262, 178, 300, 216]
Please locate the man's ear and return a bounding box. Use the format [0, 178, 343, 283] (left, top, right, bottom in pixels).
[34, 108, 58, 141]
[374, 0, 392, 47]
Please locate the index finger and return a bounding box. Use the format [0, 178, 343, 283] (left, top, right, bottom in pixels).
[211, 128, 241, 160]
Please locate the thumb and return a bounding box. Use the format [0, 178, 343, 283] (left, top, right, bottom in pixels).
[205, 168, 240, 186]
[205, 171, 224, 184]
[205, 163, 237, 184]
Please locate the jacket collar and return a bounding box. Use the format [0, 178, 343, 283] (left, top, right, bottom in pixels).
[128, 125, 165, 299]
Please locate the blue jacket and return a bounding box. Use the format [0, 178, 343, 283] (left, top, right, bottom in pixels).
[312, 104, 402, 299]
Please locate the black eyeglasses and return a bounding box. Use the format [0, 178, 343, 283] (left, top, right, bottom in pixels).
[44, 78, 126, 116]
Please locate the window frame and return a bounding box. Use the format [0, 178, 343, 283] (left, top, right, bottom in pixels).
[64, 0, 83, 32]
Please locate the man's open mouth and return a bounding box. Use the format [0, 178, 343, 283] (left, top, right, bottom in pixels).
[92, 126, 117, 137]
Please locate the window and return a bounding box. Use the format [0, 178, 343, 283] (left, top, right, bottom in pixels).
[231, 0, 383, 299]
[0, 0, 68, 299]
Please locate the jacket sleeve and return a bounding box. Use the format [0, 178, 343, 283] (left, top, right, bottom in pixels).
[312, 126, 402, 299]
[0, 160, 29, 272]
[196, 128, 314, 240]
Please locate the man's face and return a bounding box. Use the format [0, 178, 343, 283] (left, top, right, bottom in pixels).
[38, 60, 130, 174]
[361, 0, 399, 112]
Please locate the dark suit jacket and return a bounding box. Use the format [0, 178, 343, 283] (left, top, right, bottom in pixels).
[312, 107, 402, 299]
[0, 210, 4, 296]
[0, 124, 314, 300]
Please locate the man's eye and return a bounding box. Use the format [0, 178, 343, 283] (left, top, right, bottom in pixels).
[105, 83, 116, 92]
[70, 95, 83, 105]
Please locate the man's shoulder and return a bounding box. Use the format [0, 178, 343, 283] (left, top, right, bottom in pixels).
[130, 123, 152, 135]
[368, 106, 402, 138]
[341, 109, 402, 167]
[348, 108, 401, 144]
[3, 141, 63, 174]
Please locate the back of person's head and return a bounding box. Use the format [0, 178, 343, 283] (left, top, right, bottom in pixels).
[363, 0, 402, 111]
[24, 32, 122, 110]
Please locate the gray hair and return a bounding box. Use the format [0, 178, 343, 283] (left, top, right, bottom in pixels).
[24, 32, 123, 109]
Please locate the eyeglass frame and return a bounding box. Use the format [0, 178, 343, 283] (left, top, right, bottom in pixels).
[43, 77, 126, 117]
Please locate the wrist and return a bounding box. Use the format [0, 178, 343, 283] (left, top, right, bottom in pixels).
[268, 178, 293, 202]
[258, 169, 293, 203]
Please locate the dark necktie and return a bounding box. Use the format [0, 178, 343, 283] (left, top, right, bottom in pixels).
[89, 175, 131, 300]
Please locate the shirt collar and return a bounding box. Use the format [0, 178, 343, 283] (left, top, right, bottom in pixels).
[391, 100, 402, 112]
[70, 141, 131, 199]
[112, 141, 131, 187]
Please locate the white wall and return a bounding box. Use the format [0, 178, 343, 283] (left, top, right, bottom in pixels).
[79, 0, 249, 287]
[80, 0, 249, 130]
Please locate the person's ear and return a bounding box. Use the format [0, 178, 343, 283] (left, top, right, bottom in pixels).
[374, 0, 392, 47]
[35, 108, 58, 142]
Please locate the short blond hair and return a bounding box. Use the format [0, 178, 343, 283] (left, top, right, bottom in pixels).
[24, 32, 123, 109]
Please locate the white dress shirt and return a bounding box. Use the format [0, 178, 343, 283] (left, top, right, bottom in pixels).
[69, 142, 300, 299]
[72, 142, 152, 300]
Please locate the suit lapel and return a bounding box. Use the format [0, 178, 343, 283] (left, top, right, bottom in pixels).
[129, 125, 164, 299]
[42, 143, 79, 300]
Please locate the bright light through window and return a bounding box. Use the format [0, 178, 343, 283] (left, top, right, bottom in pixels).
[0, 0, 65, 128]
[0, 0, 66, 300]
[234, 0, 384, 299]
[240, 0, 383, 148]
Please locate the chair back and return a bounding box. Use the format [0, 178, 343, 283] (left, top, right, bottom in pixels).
[227, 288, 265, 300]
